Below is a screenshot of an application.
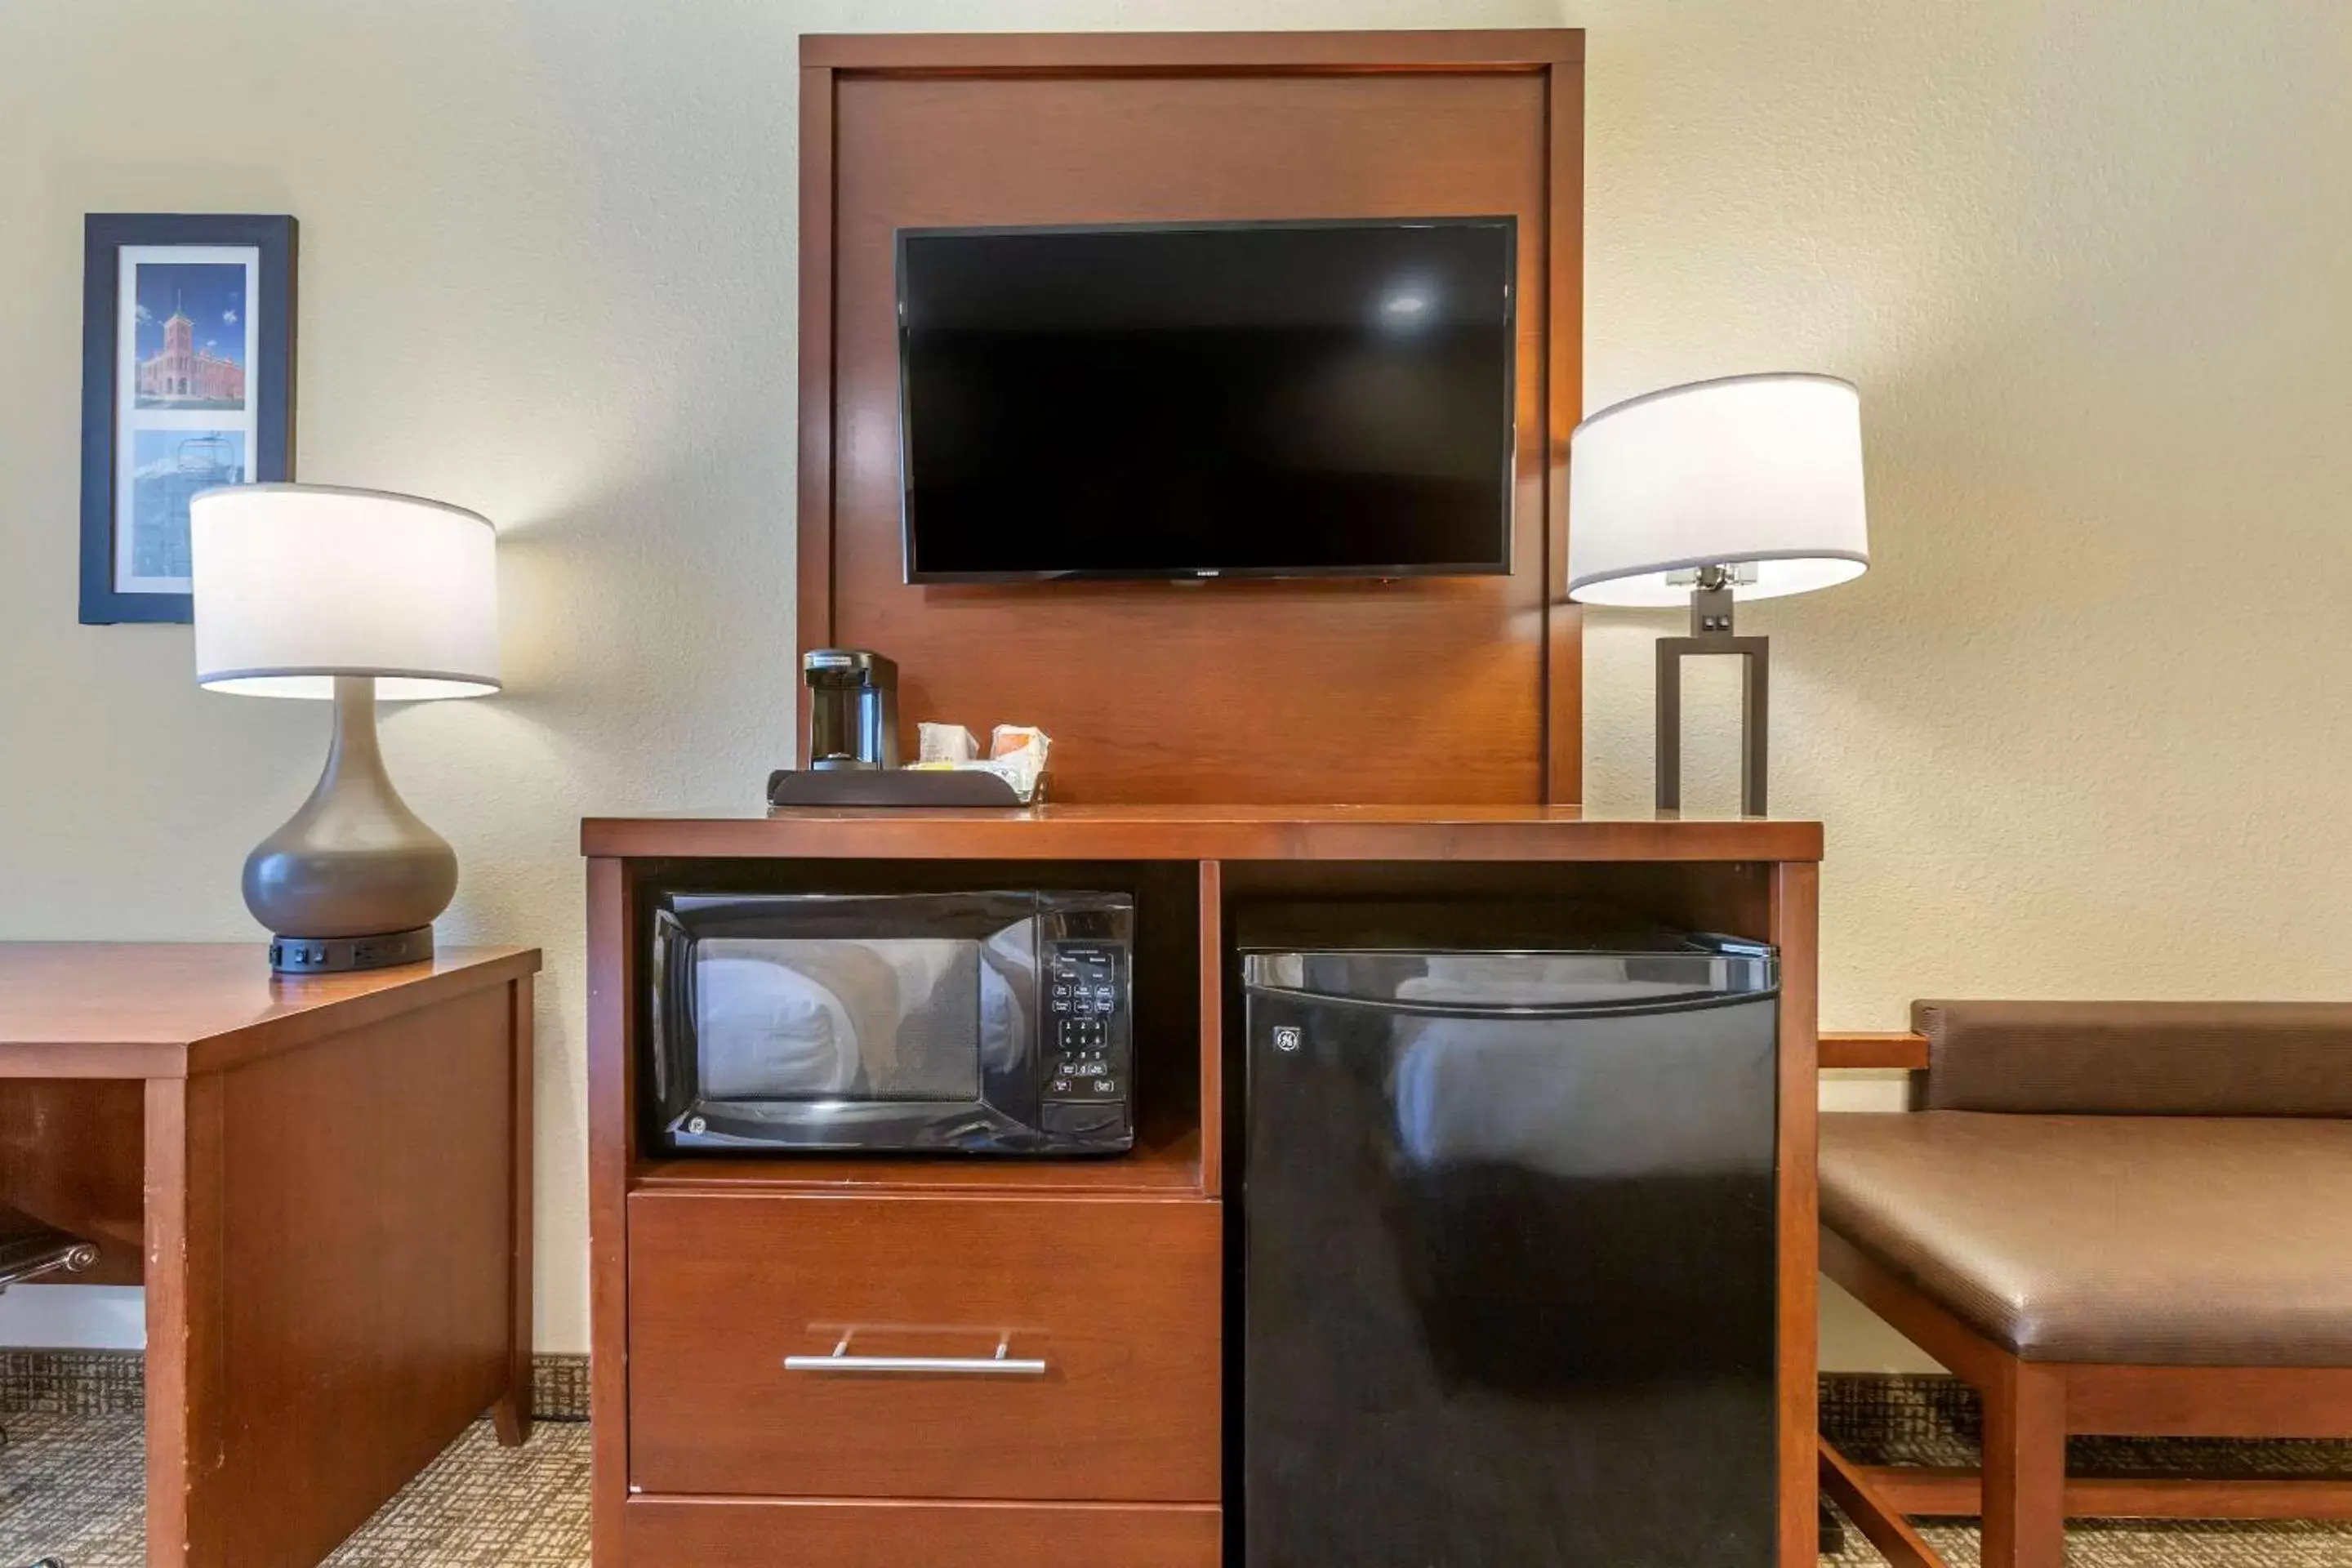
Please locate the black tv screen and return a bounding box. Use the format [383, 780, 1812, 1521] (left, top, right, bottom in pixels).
[897, 218, 1517, 581]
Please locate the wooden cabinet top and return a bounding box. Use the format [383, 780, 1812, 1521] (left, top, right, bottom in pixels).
[580, 806, 1821, 864]
[0, 943, 541, 1080]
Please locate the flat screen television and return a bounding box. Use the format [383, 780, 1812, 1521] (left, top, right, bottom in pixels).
[896, 217, 1517, 582]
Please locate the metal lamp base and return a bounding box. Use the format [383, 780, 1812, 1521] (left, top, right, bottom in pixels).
[269, 926, 434, 974]
[1657, 568, 1772, 817]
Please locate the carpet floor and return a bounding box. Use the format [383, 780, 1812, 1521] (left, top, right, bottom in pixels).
[6, 1412, 2352, 1565]
[0, 1414, 587, 1566]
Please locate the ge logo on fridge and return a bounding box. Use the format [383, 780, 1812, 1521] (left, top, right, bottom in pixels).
[1273, 1026, 1303, 1054]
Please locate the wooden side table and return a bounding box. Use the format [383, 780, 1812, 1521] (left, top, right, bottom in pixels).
[0, 943, 541, 1568]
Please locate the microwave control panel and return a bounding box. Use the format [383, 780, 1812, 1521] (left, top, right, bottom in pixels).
[1044, 943, 1128, 1105]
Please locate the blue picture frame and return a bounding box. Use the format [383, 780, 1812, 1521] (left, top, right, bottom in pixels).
[79, 213, 296, 625]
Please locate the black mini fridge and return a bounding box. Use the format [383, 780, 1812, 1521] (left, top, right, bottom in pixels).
[1241, 932, 1780, 1568]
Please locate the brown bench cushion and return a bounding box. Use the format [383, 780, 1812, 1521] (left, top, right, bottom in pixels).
[1820, 1111, 2352, 1365]
[1913, 1000, 2352, 1116]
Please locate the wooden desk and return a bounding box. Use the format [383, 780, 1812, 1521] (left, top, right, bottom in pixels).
[0, 943, 541, 1568]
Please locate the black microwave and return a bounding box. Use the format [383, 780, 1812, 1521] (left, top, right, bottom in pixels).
[648, 890, 1135, 1156]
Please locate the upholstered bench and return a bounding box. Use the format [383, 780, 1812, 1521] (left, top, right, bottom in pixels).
[1817, 1000, 2352, 1568]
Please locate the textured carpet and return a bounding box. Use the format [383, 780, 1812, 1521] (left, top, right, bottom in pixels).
[5, 1405, 2352, 1564]
[0, 1415, 588, 1566]
[1828, 1520, 2352, 1566]
[4, 1392, 2352, 1561]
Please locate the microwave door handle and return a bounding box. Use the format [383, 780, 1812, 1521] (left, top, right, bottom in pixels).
[784, 1330, 1047, 1378]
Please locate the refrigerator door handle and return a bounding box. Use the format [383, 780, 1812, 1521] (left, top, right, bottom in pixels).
[1245, 983, 1778, 1022]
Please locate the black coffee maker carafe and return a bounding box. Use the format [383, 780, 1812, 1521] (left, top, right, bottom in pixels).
[803, 648, 899, 770]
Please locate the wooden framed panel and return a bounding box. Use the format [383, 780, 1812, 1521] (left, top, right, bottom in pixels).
[797, 36, 1584, 805]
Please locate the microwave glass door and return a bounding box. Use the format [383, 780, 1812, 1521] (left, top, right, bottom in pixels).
[693, 935, 1013, 1105]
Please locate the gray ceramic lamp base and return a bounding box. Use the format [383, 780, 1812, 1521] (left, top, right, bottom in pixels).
[247, 675, 458, 974]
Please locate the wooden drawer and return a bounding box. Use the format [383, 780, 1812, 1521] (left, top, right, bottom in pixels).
[622, 1496, 1221, 1566]
[626, 1191, 1222, 1500]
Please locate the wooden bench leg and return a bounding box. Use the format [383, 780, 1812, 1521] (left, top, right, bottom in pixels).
[1820, 1436, 1952, 1568]
[1983, 1357, 2068, 1568]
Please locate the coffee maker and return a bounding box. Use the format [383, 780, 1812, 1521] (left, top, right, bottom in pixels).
[803, 648, 898, 770]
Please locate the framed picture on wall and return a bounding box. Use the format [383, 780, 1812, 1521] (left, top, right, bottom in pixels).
[79, 213, 296, 624]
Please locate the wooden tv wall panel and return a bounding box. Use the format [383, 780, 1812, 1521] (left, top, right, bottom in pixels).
[796, 31, 1586, 807]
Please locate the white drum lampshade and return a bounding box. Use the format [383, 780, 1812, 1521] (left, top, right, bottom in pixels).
[189, 483, 501, 974]
[1566, 372, 1869, 608]
[193, 484, 501, 699]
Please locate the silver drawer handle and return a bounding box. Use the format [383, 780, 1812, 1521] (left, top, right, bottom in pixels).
[785, 1329, 1046, 1378]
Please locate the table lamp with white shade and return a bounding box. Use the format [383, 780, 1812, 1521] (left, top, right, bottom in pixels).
[1567, 372, 1869, 816]
[190, 483, 500, 973]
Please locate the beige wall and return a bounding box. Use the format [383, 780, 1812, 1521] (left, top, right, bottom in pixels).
[3, 2, 2347, 1370]
[1570, 0, 2352, 1369]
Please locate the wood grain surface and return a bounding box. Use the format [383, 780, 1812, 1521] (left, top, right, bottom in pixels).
[1819, 1031, 1931, 1071]
[1855, 1465, 2352, 1523]
[622, 1495, 1221, 1567]
[1820, 1440, 1949, 1568]
[72, 956, 542, 1568]
[586, 858, 637, 1565]
[0, 943, 537, 1077]
[630, 1129, 1202, 1198]
[1772, 862, 1823, 1568]
[801, 29, 1579, 71]
[627, 1191, 1222, 1503]
[0, 1076, 145, 1281]
[581, 805, 1824, 864]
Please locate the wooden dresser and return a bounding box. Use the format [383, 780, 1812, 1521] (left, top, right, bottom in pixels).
[583, 806, 1821, 1567]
